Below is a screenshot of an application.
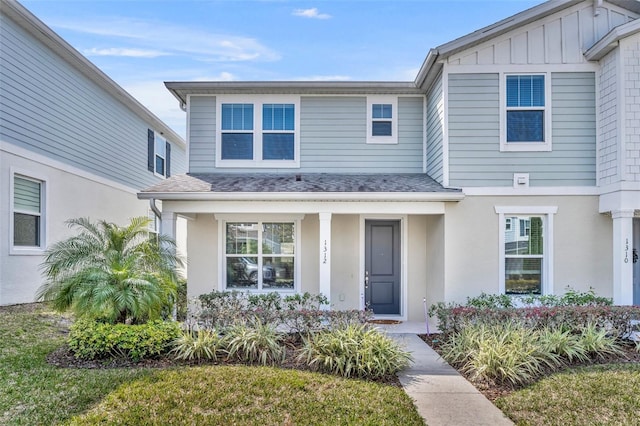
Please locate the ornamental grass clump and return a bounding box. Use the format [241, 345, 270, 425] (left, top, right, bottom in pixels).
[298, 324, 412, 379]
[579, 322, 623, 359]
[441, 322, 560, 386]
[537, 327, 588, 363]
[224, 319, 285, 365]
[171, 328, 224, 361]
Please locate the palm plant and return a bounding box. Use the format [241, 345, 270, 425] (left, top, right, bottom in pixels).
[37, 217, 182, 324]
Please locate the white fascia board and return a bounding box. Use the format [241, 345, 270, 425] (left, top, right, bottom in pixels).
[584, 18, 640, 61]
[161, 200, 448, 215]
[138, 191, 464, 202]
[1, 0, 185, 149]
[461, 186, 600, 196]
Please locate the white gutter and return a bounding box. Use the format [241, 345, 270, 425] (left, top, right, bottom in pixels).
[137, 191, 465, 202]
[584, 18, 640, 61]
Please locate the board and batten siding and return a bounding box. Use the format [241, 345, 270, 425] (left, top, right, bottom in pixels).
[0, 14, 184, 190]
[426, 73, 444, 184]
[187, 96, 424, 174]
[446, 1, 638, 66]
[448, 72, 596, 187]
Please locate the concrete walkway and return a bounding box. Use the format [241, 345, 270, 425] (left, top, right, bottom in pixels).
[389, 333, 514, 426]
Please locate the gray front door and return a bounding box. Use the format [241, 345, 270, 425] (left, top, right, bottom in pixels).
[634, 219, 640, 306]
[365, 220, 401, 315]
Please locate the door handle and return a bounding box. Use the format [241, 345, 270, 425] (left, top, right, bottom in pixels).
[365, 270, 369, 289]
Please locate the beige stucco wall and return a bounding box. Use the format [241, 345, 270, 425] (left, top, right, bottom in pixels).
[330, 214, 360, 310]
[185, 214, 218, 299]
[1, 151, 153, 305]
[442, 195, 613, 303]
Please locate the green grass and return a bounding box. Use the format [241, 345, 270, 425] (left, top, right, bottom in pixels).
[496, 363, 640, 426]
[67, 366, 423, 425]
[0, 304, 423, 425]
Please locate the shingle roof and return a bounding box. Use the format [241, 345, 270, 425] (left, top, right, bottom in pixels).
[141, 173, 460, 194]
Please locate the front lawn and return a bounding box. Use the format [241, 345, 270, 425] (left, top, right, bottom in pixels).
[496, 364, 640, 426]
[0, 304, 423, 425]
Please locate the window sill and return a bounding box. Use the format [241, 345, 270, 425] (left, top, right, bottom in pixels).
[366, 138, 398, 145]
[500, 142, 551, 152]
[216, 160, 300, 168]
[9, 247, 45, 256]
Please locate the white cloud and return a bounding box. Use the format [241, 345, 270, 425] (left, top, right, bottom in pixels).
[193, 72, 236, 82]
[52, 18, 280, 63]
[84, 47, 170, 58]
[292, 8, 331, 19]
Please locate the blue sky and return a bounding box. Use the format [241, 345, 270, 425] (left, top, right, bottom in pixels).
[21, 0, 542, 138]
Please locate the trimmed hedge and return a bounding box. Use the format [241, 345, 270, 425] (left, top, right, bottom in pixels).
[69, 319, 181, 360]
[430, 304, 640, 339]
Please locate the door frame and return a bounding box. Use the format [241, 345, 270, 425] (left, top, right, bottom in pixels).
[359, 215, 408, 320]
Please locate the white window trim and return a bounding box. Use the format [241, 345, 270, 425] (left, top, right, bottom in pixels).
[499, 72, 552, 152]
[215, 214, 304, 293]
[366, 96, 398, 145]
[9, 168, 47, 255]
[215, 95, 301, 168]
[495, 206, 557, 295]
[154, 133, 167, 178]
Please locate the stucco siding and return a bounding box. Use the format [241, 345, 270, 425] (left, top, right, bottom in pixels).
[448, 72, 596, 187]
[442, 195, 612, 304]
[0, 13, 185, 190]
[426, 73, 444, 184]
[0, 152, 154, 305]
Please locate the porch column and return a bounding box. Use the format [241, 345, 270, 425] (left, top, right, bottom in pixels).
[612, 209, 634, 305]
[319, 212, 332, 306]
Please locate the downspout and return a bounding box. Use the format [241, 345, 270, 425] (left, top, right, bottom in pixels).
[149, 198, 162, 228]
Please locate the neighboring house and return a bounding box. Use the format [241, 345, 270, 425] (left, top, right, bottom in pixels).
[0, 0, 187, 305]
[140, 0, 640, 321]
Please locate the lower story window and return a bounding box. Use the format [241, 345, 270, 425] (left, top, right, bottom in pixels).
[13, 175, 44, 248]
[504, 215, 544, 295]
[224, 221, 296, 290]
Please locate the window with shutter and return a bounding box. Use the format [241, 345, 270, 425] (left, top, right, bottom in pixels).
[148, 129, 170, 178]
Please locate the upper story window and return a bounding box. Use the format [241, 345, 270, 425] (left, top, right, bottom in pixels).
[366, 96, 397, 144]
[501, 74, 551, 152]
[147, 129, 171, 177]
[12, 174, 45, 252]
[217, 96, 300, 168]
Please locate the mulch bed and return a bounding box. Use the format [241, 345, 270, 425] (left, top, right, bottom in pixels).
[418, 333, 640, 401]
[45, 334, 403, 387]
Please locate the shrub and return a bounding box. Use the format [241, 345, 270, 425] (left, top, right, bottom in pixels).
[440, 322, 560, 386]
[431, 304, 640, 339]
[37, 217, 182, 324]
[225, 319, 285, 365]
[171, 328, 224, 361]
[197, 291, 247, 329]
[466, 293, 514, 309]
[68, 319, 181, 360]
[298, 324, 412, 379]
[247, 292, 283, 326]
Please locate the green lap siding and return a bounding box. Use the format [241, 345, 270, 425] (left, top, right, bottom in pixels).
[448, 72, 596, 187]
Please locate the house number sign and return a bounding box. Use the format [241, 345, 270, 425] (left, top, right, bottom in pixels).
[322, 240, 328, 265]
[624, 238, 629, 263]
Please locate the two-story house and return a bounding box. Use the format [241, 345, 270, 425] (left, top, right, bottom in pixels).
[1, 0, 187, 305]
[140, 0, 640, 321]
